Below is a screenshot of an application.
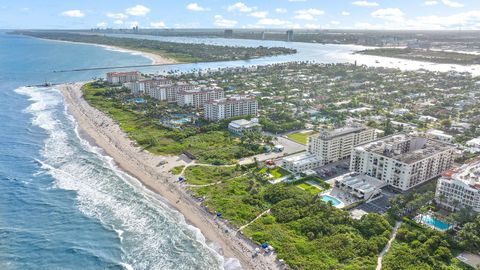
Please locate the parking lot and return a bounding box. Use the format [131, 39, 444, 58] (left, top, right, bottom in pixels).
[314, 159, 351, 181]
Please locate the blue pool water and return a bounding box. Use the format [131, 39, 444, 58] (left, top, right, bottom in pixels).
[420, 215, 451, 231]
[321, 195, 342, 207]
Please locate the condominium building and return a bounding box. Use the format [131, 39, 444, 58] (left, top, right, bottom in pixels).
[204, 95, 258, 121]
[308, 125, 376, 166]
[435, 159, 480, 212]
[350, 134, 455, 191]
[124, 77, 173, 95]
[281, 153, 322, 174]
[176, 87, 224, 108]
[106, 71, 142, 84]
[281, 125, 376, 174]
[145, 83, 196, 102]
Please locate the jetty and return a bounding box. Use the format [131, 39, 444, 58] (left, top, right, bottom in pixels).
[53, 63, 179, 73]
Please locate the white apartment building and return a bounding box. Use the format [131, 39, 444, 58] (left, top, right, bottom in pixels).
[106, 71, 142, 84]
[176, 87, 224, 108]
[281, 125, 376, 174]
[350, 134, 455, 191]
[426, 129, 454, 143]
[435, 159, 480, 212]
[281, 153, 322, 173]
[204, 95, 258, 121]
[228, 118, 261, 135]
[124, 78, 172, 95]
[308, 125, 376, 166]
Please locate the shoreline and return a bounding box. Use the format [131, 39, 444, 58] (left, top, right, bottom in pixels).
[26, 35, 177, 65]
[58, 82, 279, 270]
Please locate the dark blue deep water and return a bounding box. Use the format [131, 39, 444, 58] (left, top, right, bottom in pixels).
[0, 32, 227, 270]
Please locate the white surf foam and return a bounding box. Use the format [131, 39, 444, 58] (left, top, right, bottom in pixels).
[17, 85, 227, 269]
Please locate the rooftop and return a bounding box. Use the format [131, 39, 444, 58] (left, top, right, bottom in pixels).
[209, 95, 257, 104]
[316, 124, 368, 140]
[442, 159, 480, 190]
[335, 173, 386, 194]
[355, 134, 454, 164]
[283, 153, 320, 167]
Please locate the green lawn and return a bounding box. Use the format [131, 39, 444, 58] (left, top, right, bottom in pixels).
[255, 166, 291, 179]
[296, 182, 322, 195]
[287, 131, 317, 145]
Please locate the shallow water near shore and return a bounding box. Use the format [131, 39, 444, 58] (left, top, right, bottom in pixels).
[1, 28, 477, 270]
[0, 32, 227, 269]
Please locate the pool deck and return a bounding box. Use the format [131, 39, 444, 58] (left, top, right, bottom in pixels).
[321, 188, 359, 209]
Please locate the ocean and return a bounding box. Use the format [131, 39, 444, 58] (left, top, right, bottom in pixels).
[0, 32, 227, 270]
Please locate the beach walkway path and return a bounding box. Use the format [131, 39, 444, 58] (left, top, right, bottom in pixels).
[376, 221, 402, 270]
[237, 209, 271, 233]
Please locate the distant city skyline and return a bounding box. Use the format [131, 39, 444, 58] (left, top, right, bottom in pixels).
[1, 0, 480, 30]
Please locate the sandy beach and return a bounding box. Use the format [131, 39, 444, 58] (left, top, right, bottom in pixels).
[58, 82, 280, 270]
[32, 36, 177, 65]
[99, 45, 177, 65]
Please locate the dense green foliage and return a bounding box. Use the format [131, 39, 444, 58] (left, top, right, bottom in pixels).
[457, 215, 480, 253]
[186, 164, 394, 269]
[82, 82, 265, 164]
[13, 31, 296, 62]
[383, 221, 470, 270]
[184, 165, 244, 185]
[244, 185, 393, 269]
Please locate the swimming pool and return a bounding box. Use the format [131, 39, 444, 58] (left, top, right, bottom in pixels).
[321, 195, 342, 207]
[420, 215, 451, 231]
[171, 118, 190, 124]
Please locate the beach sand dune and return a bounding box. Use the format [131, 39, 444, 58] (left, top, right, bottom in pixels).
[58, 82, 280, 270]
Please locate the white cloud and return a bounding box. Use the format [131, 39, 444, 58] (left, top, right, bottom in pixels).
[96, 22, 108, 28]
[275, 8, 287, 13]
[106, 12, 128, 19]
[352, 1, 379, 7]
[442, 0, 464, 8]
[330, 20, 341, 25]
[125, 5, 150, 16]
[150, 21, 166, 28]
[371, 8, 404, 22]
[294, 8, 324, 21]
[257, 18, 290, 26]
[186, 3, 209, 12]
[355, 10, 480, 30]
[213, 15, 238, 27]
[61, 10, 85, 18]
[424, 1, 438, 6]
[250, 11, 268, 18]
[114, 20, 124, 25]
[342, 11, 350, 16]
[304, 23, 322, 29]
[227, 2, 254, 13]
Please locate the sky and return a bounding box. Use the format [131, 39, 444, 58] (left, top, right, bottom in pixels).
[1, 0, 480, 30]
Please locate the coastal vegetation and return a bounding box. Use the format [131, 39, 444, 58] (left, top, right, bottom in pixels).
[187, 164, 394, 269]
[358, 48, 480, 65]
[12, 31, 296, 63]
[82, 82, 267, 164]
[382, 221, 470, 270]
